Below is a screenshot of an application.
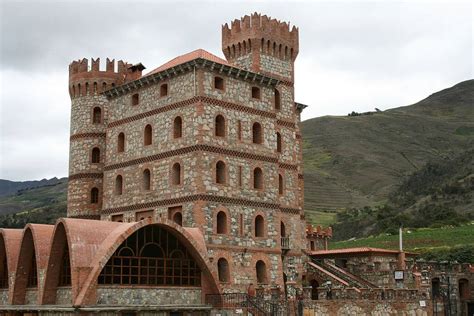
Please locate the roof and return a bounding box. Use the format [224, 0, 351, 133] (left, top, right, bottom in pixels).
[147, 49, 230, 76]
[310, 247, 417, 257]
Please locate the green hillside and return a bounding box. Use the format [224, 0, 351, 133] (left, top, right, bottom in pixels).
[302, 80, 474, 226]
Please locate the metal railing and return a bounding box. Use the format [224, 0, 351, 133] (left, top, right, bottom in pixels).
[205, 293, 289, 316]
[281, 237, 290, 250]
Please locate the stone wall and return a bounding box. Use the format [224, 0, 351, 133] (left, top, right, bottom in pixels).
[0, 290, 7, 305]
[96, 286, 202, 305]
[24, 288, 38, 305]
[260, 55, 292, 80]
[304, 300, 431, 316]
[56, 287, 72, 305]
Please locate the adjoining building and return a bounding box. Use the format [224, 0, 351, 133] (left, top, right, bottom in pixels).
[0, 12, 472, 316]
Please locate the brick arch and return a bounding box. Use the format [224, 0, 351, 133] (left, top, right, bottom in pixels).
[74, 218, 220, 306]
[11, 224, 54, 305]
[213, 205, 231, 235]
[251, 253, 272, 285]
[211, 249, 233, 286]
[0, 229, 22, 296]
[252, 210, 267, 238]
[212, 156, 228, 185]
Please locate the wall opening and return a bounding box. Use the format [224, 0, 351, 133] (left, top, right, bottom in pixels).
[274, 89, 280, 110]
[276, 132, 282, 153]
[90, 187, 99, 204]
[117, 133, 125, 153]
[252, 122, 263, 144]
[217, 258, 230, 283]
[216, 161, 226, 184]
[216, 211, 227, 234]
[215, 115, 225, 137]
[214, 76, 224, 90]
[160, 84, 168, 97]
[142, 169, 151, 191]
[168, 206, 183, 226]
[278, 174, 284, 195]
[91, 147, 101, 163]
[310, 279, 319, 300]
[255, 215, 264, 237]
[432, 278, 440, 298]
[253, 167, 263, 190]
[111, 214, 124, 222]
[131, 93, 139, 106]
[251, 87, 261, 99]
[459, 278, 469, 300]
[144, 125, 152, 146]
[173, 116, 182, 138]
[280, 222, 286, 237]
[256, 260, 267, 284]
[172, 163, 181, 185]
[92, 107, 102, 124]
[115, 175, 123, 195]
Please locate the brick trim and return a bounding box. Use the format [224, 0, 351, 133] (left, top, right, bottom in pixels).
[104, 144, 300, 171]
[101, 194, 302, 215]
[70, 132, 106, 140]
[298, 174, 304, 179]
[207, 244, 303, 257]
[69, 173, 104, 180]
[279, 207, 301, 215]
[68, 214, 101, 220]
[276, 119, 295, 129]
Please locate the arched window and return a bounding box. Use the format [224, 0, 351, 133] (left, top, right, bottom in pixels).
[131, 93, 139, 106]
[251, 87, 261, 99]
[92, 107, 101, 124]
[255, 215, 264, 237]
[171, 163, 181, 185]
[98, 225, 201, 286]
[58, 245, 71, 286]
[256, 260, 267, 284]
[173, 212, 183, 226]
[214, 76, 224, 90]
[160, 84, 168, 97]
[216, 161, 226, 184]
[252, 122, 263, 144]
[218, 258, 230, 283]
[276, 132, 282, 153]
[91, 147, 100, 163]
[115, 175, 123, 195]
[142, 169, 151, 191]
[278, 174, 284, 195]
[215, 115, 225, 137]
[27, 250, 38, 288]
[117, 133, 125, 153]
[216, 211, 227, 234]
[280, 221, 286, 237]
[90, 187, 99, 204]
[144, 124, 152, 146]
[274, 89, 281, 110]
[310, 279, 319, 300]
[173, 116, 182, 138]
[253, 167, 263, 190]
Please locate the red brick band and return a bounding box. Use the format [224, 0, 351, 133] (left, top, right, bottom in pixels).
[276, 119, 295, 129]
[104, 144, 297, 171]
[101, 194, 302, 215]
[70, 132, 106, 140]
[280, 207, 301, 214]
[69, 173, 104, 180]
[298, 174, 304, 179]
[68, 214, 101, 220]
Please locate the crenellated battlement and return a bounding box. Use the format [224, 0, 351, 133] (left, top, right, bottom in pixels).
[222, 12, 299, 62]
[68, 58, 145, 99]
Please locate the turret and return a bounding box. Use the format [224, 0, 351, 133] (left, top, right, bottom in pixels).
[67, 58, 144, 219]
[222, 13, 299, 81]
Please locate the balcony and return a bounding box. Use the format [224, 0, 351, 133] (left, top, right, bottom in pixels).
[281, 237, 290, 250]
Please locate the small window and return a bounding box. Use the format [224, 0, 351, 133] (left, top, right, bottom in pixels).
[253, 167, 263, 190]
[237, 120, 242, 141]
[115, 175, 123, 195]
[216, 211, 227, 234]
[218, 258, 230, 283]
[144, 124, 152, 146]
[252, 122, 263, 144]
[173, 116, 182, 138]
[160, 84, 168, 97]
[280, 222, 286, 237]
[214, 76, 224, 90]
[274, 88, 281, 110]
[92, 107, 102, 124]
[131, 93, 139, 106]
[90, 187, 99, 204]
[255, 215, 264, 237]
[251, 87, 261, 99]
[117, 133, 125, 153]
[278, 174, 284, 195]
[172, 163, 181, 185]
[143, 169, 151, 191]
[256, 260, 267, 284]
[276, 132, 282, 153]
[215, 115, 225, 137]
[168, 206, 183, 226]
[216, 161, 226, 184]
[91, 147, 100, 163]
[173, 212, 183, 226]
[111, 214, 124, 222]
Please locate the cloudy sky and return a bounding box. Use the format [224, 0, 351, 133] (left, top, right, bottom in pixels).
[0, 0, 472, 181]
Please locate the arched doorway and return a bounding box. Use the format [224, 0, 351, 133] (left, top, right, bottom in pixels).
[310, 279, 319, 300]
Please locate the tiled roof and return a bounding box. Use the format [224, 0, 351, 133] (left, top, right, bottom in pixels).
[310, 247, 417, 256]
[147, 49, 230, 76]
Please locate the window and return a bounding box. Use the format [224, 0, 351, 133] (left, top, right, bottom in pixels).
[238, 166, 242, 187]
[131, 93, 139, 106]
[90, 187, 99, 204]
[252, 122, 263, 144]
[135, 210, 153, 221]
[143, 169, 151, 191]
[27, 250, 38, 288]
[172, 163, 181, 185]
[256, 260, 267, 284]
[160, 84, 168, 97]
[278, 174, 283, 195]
[216, 211, 227, 234]
[276, 132, 282, 153]
[91, 147, 100, 163]
[58, 245, 71, 286]
[218, 258, 230, 283]
[237, 120, 242, 141]
[274, 88, 281, 110]
[215, 115, 225, 137]
[310, 280, 319, 300]
[459, 279, 469, 300]
[92, 107, 102, 124]
[255, 215, 264, 237]
[98, 225, 201, 286]
[432, 278, 440, 298]
[216, 161, 226, 184]
[111, 214, 124, 222]
[239, 214, 244, 236]
[280, 222, 286, 237]
[173, 116, 182, 138]
[115, 175, 123, 195]
[173, 212, 183, 226]
[214, 76, 224, 90]
[144, 125, 152, 146]
[253, 167, 263, 190]
[118, 133, 125, 152]
[251, 87, 261, 99]
[168, 206, 183, 226]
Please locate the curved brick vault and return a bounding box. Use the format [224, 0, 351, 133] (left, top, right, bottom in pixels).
[0, 229, 23, 301]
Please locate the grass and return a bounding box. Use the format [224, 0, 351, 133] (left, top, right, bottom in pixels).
[331, 222, 474, 253]
[304, 210, 337, 227]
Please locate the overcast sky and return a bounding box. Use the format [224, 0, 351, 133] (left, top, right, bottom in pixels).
[0, 0, 472, 181]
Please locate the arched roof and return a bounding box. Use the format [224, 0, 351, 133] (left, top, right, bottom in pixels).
[0, 229, 23, 279]
[73, 217, 219, 306]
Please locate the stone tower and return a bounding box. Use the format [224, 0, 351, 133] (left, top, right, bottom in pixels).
[67, 58, 144, 218]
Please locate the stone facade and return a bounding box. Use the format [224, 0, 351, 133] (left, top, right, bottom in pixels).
[96, 287, 202, 305]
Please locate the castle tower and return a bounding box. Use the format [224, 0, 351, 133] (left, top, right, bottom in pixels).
[67, 58, 144, 218]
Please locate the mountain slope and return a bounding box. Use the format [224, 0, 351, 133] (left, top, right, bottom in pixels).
[302, 80, 474, 220]
[0, 177, 65, 197]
